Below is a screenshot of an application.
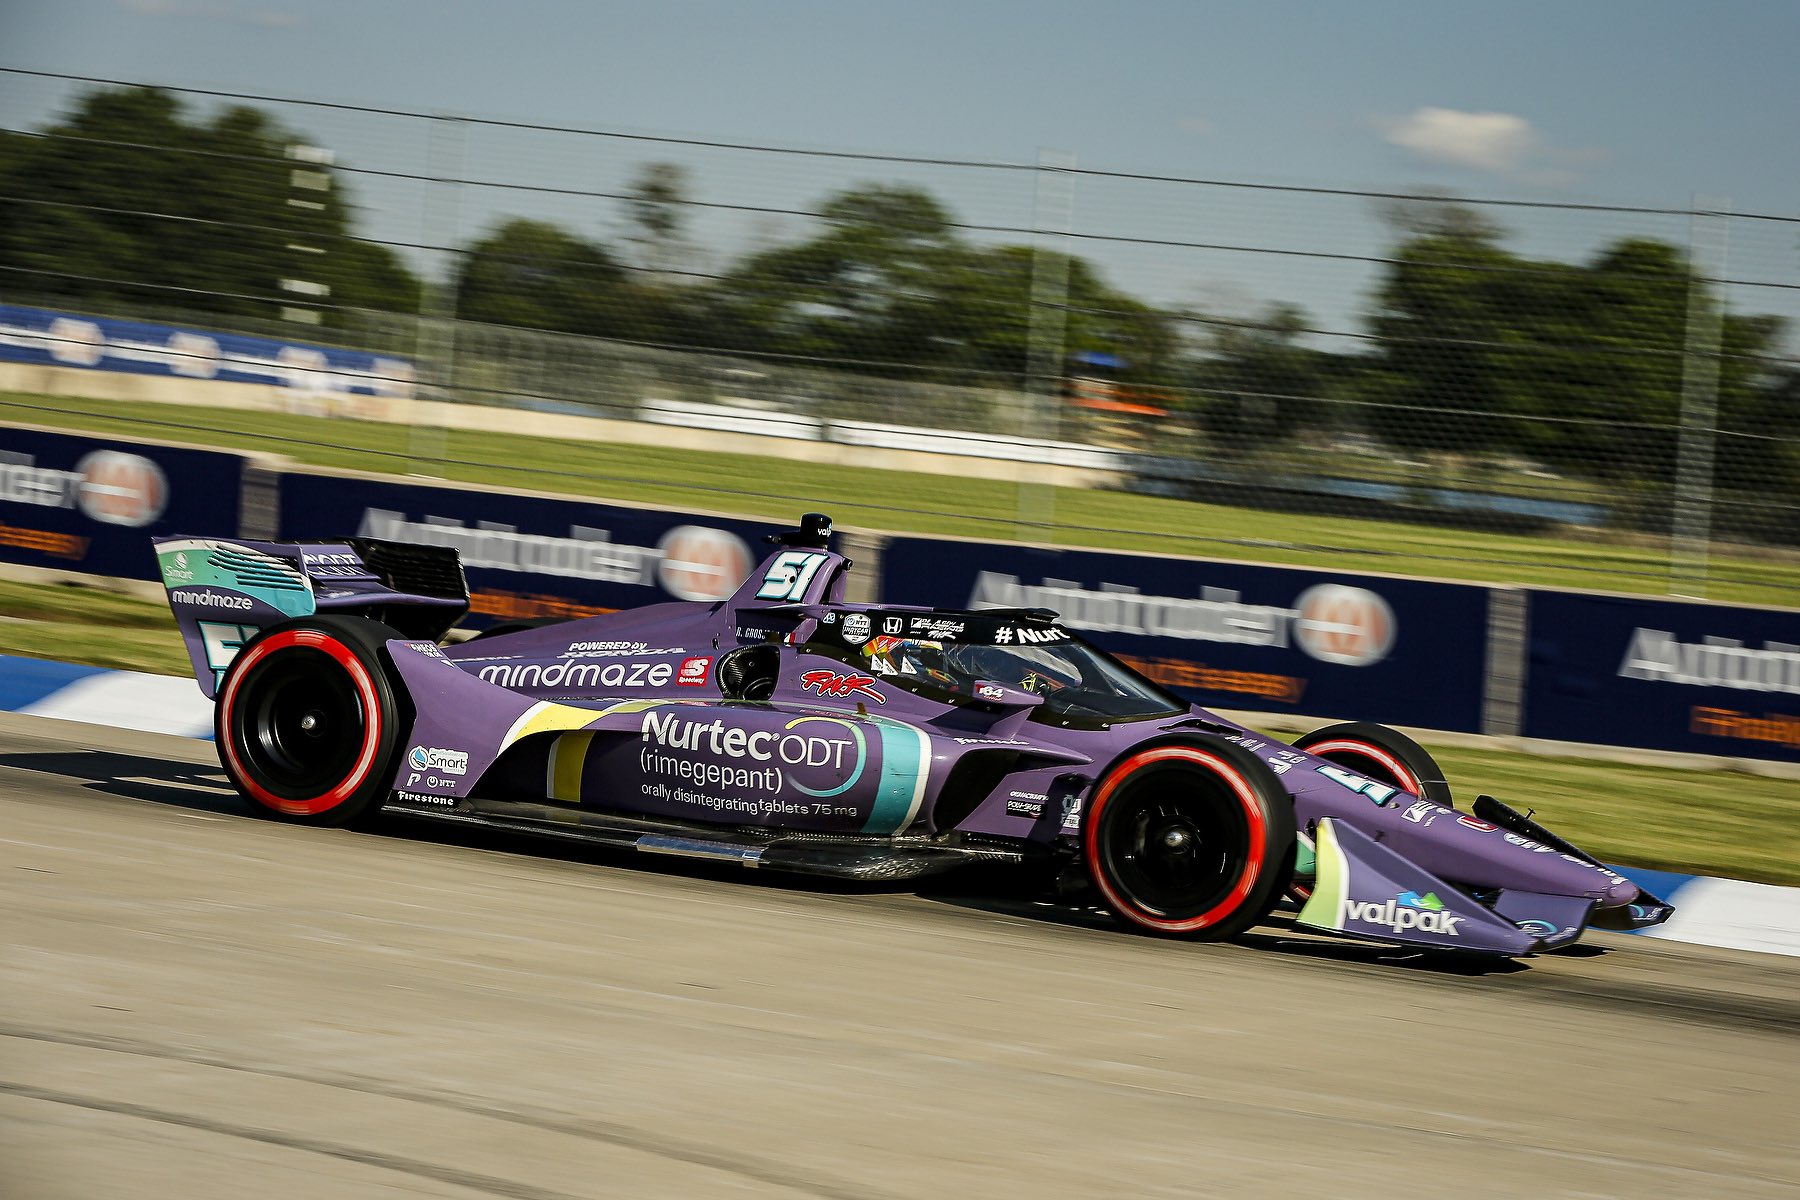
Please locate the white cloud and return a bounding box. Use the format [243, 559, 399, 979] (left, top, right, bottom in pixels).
[1384, 107, 1539, 173]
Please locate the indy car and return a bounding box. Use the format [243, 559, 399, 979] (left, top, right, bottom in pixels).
[153, 514, 1673, 956]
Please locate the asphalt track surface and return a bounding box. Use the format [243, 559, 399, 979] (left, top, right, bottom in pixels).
[2, 713, 1795, 1200]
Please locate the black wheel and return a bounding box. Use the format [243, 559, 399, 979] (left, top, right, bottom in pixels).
[214, 616, 407, 826]
[1084, 738, 1296, 940]
[1291, 721, 1451, 805]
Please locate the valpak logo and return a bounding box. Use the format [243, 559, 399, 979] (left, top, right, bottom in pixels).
[1343, 891, 1463, 936]
[408, 746, 468, 776]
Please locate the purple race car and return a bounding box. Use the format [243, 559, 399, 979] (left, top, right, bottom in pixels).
[153, 513, 1672, 956]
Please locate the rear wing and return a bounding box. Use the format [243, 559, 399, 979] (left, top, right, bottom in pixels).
[153, 536, 468, 698]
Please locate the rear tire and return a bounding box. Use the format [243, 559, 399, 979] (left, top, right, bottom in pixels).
[1084, 738, 1295, 940]
[215, 616, 406, 827]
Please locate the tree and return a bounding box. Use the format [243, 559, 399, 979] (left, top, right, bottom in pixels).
[0, 85, 418, 325]
[452, 218, 636, 337]
[700, 183, 1178, 386]
[1183, 303, 1342, 452]
[1360, 218, 1524, 456]
[1363, 219, 1785, 501]
[703, 184, 964, 364]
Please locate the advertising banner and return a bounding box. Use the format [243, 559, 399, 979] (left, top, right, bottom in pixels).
[0, 425, 246, 579]
[0, 303, 411, 398]
[1525, 590, 1800, 763]
[880, 537, 1494, 732]
[276, 472, 778, 624]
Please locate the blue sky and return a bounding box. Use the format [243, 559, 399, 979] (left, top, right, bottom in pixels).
[6, 0, 1799, 345]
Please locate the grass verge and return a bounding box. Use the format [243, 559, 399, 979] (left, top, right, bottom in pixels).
[5, 390, 1799, 606]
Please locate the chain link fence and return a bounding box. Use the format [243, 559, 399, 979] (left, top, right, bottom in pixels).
[2, 69, 1796, 600]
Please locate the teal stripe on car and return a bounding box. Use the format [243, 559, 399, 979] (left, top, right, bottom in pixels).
[862, 716, 931, 835]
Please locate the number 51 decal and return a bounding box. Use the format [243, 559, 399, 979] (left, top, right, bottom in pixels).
[756, 550, 828, 601]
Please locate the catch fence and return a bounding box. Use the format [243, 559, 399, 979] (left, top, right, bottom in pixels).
[1, 67, 1795, 601]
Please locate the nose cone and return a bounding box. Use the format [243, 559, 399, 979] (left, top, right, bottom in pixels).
[1602, 873, 1641, 907]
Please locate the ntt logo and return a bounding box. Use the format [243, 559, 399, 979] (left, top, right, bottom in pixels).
[1293, 584, 1396, 667]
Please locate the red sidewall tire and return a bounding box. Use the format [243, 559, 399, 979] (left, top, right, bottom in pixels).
[215, 618, 405, 826]
[1084, 740, 1295, 940]
[1291, 722, 1452, 806]
[1287, 721, 1452, 904]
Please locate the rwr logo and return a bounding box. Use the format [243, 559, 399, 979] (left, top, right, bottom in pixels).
[799, 670, 885, 704]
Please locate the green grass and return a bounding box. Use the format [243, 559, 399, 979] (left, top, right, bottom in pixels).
[0, 577, 190, 674]
[1410, 743, 1798, 887]
[6, 390, 1798, 605]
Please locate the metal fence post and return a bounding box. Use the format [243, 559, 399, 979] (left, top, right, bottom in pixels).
[1670, 195, 1730, 598]
[1019, 148, 1075, 544]
[410, 113, 469, 477]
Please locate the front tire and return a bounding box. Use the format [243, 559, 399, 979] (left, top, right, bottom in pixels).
[1287, 721, 1452, 905]
[1291, 721, 1451, 805]
[1084, 738, 1296, 940]
[215, 616, 406, 826]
